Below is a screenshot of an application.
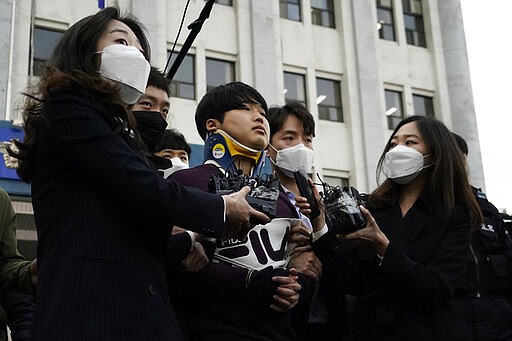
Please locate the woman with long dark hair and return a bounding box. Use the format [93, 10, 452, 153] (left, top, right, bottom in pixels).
[344, 115, 482, 340]
[9, 7, 266, 340]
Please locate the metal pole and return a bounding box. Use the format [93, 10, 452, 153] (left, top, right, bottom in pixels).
[5, 0, 16, 121]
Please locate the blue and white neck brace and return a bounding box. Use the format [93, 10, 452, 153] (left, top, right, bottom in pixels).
[204, 130, 266, 176]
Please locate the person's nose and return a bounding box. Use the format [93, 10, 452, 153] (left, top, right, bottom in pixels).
[253, 110, 265, 123]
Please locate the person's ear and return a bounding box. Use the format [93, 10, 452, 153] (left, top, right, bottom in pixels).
[265, 145, 271, 158]
[206, 118, 221, 133]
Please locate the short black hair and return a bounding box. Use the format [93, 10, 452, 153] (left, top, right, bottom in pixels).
[156, 129, 191, 156]
[452, 132, 468, 156]
[267, 102, 316, 141]
[147, 66, 171, 97]
[195, 82, 268, 140]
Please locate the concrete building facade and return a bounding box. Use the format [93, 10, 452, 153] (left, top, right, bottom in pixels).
[0, 0, 483, 255]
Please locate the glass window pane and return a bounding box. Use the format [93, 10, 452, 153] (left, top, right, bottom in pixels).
[311, 0, 335, 28]
[381, 25, 396, 40]
[280, 1, 288, 18]
[410, 0, 422, 14]
[377, 8, 393, 23]
[311, 0, 327, 10]
[317, 78, 342, 122]
[206, 58, 235, 92]
[377, 0, 395, 41]
[322, 12, 331, 27]
[402, 0, 426, 47]
[413, 94, 434, 117]
[288, 4, 301, 21]
[280, 0, 302, 21]
[178, 83, 195, 100]
[168, 52, 195, 99]
[402, 0, 412, 12]
[403, 14, 416, 30]
[215, 0, 232, 6]
[415, 17, 425, 33]
[311, 9, 322, 25]
[284, 72, 307, 105]
[378, 0, 392, 7]
[32, 27, 63, 76]
[385, 89, 404, 129]
[323, 175, 349, 188]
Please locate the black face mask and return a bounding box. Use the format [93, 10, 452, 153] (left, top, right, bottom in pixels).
[132, 111, 168, 152]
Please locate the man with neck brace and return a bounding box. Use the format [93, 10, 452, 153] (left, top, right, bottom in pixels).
[169, 82, 305, 340]
[267, 102, 347, 340]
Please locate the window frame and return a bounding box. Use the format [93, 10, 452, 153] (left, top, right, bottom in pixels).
[322, 175, 350, 188]
[402, 0, 426, 47]
[280, 0, 302, 22]
[205, 57, 235, 93]
[311, 0, 335, 28]
[412, 93, 434, 117]
[283, 71, 308, 107]
[376, 0, 396, 41]
[316, 77, 343, 122]
[167, 51, 196, 100]
[384, 88, 404, 130]
[31, 26, 65, 77]
[214, 0, 232, 6]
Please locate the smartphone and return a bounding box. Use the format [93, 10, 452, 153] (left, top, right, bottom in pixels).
[293, 170, 320, 220]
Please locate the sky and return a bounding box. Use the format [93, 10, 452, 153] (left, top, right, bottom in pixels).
[460, 0, 512, 213]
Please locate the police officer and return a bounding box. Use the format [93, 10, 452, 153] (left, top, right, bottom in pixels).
[452, 133, 512, 341]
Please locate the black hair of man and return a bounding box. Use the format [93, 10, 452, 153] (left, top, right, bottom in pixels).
[195, 82, 269, 140]
[267, 102, 316, 141]
[452, 132, 469, 156]
[156, 129, 192, 156]
[147, 66, 171, 97]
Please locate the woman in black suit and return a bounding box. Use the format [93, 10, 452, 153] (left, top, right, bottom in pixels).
[8, 7, 267, 341]
[343, 115, 482, 340]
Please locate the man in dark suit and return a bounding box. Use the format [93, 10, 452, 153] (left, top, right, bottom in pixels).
[170, 82, 303, 340]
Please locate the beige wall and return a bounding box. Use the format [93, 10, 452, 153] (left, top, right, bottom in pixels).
[0, 0, 483, 192]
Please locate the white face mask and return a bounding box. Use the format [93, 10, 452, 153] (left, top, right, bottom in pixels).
[382, 144, 429, 185]
[270, 143, 314, 177]
[98, 44, 150, 104]
[170, 157, 189, 171]
[160, 157, 189, 179]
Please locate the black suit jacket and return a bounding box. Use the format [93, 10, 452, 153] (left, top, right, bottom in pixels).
[345, 194, 471, 341]
[29, 84, 225, 340]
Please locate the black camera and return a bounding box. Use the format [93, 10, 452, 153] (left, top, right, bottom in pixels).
[321, 183, 367, 234]
[209, 170, 280, 219]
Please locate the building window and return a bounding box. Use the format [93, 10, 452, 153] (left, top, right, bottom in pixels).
[32, 27, 64, 76]
[402, 0, 426, 47]
[280, 0, 302, 22]
[316, 78, 342, 122]
[283, 72, 307, 106]
[322, 175, 349, 188]
[376, 0, 396, 41]
[168, 52, 195, 100]
[206, 58, 235, 92]
[384, 89, 404, 129]
[311, 0, 335, 28]
[214, 0, 232, 5]
[413, 94, 434, 116]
